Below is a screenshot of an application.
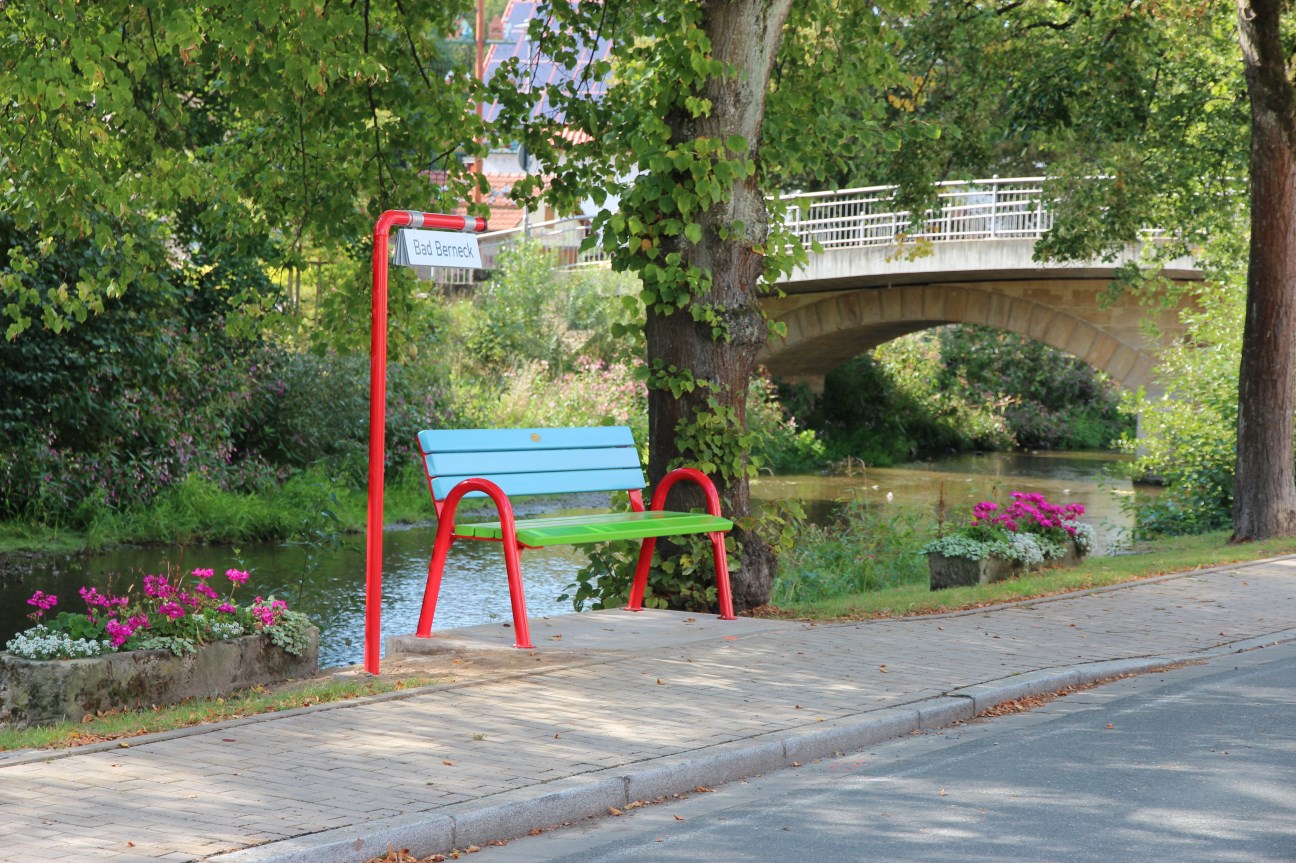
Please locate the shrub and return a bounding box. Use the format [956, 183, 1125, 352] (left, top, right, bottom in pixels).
[773, 500, 934, 604]
[1126, 273, 1242, 538]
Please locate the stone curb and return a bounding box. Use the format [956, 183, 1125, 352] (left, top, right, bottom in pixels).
[206, 627, 1296, 863]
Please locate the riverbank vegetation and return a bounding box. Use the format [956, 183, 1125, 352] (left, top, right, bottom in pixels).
[0, 238, 1133, 555]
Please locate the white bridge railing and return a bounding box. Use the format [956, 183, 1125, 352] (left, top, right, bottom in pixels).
[433, 177, 1052, 285]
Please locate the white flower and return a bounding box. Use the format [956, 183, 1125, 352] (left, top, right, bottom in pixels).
[5, 625, 112, 660]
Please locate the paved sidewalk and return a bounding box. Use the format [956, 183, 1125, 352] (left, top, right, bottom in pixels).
[3, 558, 1295, 863]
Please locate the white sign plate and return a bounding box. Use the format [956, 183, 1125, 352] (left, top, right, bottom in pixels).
[393, 229, 482, 268]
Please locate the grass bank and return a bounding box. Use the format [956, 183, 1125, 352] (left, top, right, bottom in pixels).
[770, 529, 1296, 620]
[0, 467, 438, 556]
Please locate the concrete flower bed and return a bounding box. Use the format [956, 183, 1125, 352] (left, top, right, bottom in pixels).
[928, 540, 1084, 590]
[0, 629, 318, 728]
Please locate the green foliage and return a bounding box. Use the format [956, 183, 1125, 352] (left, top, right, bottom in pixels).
[1, 0, 488, 338]
[936, 326, 1132, 450]
[747, 377, 825, 473]
[832, 0, 1246, 268]
[563, 537, 721, 615]
[803, 326, 1133, 465]
[1127, 263, 1245, 538]
[129, 635, 198, 657]
[773, 501, 934, 604]
[263, 609, 314, 656]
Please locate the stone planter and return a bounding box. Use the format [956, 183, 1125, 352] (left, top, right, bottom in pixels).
[928, 541, 1087, 591]
[927, 552, 1023, 590]
[0, 629, 318, 728]
[1055, 540, 1085, 567]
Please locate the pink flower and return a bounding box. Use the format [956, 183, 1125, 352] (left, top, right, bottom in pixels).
[144, 574, 175, 599]
[105, 620, 134, 646]
[191, 568, 215, 579]
[195, 583, 220, 601]
[226, 569, 250, 585]
[218, 603, 238, 614]
[250, 596, 287, 627]
[27, 591, 58, 612]
[158, 602, 186, 620]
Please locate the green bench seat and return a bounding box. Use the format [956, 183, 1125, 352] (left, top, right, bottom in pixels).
[457, 510, 733, 546]
[415, 426, 736, 649]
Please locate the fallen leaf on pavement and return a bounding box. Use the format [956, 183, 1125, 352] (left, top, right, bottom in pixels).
[443, 759, 455, 766]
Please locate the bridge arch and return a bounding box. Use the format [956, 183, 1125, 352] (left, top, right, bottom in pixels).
[760, 283, 1168, 394]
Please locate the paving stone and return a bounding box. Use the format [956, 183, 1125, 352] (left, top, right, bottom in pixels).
[3, 565, 1295, 862]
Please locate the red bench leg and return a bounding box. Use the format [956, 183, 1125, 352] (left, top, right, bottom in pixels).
[625, 536, 657, 612]
[503, 539, 534, 649]
[416, 527, 455, 638]
[710, 531, 736, 620]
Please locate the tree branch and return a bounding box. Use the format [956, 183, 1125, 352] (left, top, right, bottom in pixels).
[392, 0, 435, 91]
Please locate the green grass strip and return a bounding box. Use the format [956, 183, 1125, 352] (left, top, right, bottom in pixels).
[0, 674, 443, 753]
[777, 530, 1296, 620]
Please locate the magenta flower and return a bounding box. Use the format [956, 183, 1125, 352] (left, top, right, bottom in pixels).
[105, 620, 134, 646]
[218, 602, 238, 614]
[79, 586, 128, 610]
[191, 567, 215, 580]
[195, 583, 220, 601]
[158, 602, 186, 620]
[251, 596, 287, 627]
[226, 569, 250, 585]
[27, 591, 58, 612]
[144, 574, 175, 599]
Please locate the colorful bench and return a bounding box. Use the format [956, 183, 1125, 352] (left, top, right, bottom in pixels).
[415, 426, 736, 648]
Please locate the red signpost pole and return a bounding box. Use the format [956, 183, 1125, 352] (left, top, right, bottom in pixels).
[366, 210, 487, 675]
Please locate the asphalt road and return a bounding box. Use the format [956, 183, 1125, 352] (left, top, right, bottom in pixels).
[478, 641, 1296, 863]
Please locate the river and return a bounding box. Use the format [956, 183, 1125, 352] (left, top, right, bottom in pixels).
[0, 450, 1136, 669]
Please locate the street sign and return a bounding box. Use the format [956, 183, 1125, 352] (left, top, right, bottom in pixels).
[393, 228, 483, 268]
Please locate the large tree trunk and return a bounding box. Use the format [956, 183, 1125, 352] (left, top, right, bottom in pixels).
[1233, 0, 1296, 540]
[645, 0, 793, 610]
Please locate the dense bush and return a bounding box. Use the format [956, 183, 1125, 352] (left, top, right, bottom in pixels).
[772, 499, 935, 603]
[1126, 276, 1242, 537]
[801, 325, 1133, 464]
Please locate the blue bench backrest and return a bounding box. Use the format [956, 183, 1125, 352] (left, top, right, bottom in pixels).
[417, 427, 647, 500]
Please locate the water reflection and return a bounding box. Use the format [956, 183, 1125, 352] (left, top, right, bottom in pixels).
[753, 450, 1136, 556]
[0, 531, 586, 670]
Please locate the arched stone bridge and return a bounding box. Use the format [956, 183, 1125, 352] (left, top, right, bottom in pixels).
[449, 177, 1200, 392]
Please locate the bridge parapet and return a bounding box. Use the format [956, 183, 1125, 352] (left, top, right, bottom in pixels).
[422, 179, 1198, 395]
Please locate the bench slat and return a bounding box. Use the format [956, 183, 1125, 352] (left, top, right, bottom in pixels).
[419, 426, 635, 454]
[425, 447, 641, 480]
[458, 510, 734, 546]
[430, 467, 647, 500]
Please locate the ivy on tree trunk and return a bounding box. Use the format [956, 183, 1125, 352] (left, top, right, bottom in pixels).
[642, 0, 793, 609]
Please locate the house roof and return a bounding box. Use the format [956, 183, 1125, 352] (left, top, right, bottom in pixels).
[480, 0, 612, 125]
